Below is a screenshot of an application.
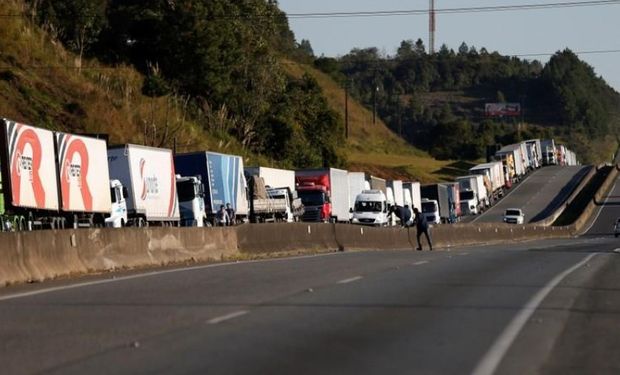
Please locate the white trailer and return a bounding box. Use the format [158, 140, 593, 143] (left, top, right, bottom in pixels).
[348, 172, 368, 213]
[108, 144, 180, 226]
[388, 180, 404, 207]
[541, 139, 557, 165]
[470, 162, 505, 201]
[244, 166, 295, 191]
[525, 139, 542, 169]
[403, 182, 422, 212]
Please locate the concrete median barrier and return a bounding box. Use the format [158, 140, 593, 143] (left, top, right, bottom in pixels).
[336, 224, 412, 251]
[571, 163, 619, 235]
[236, 223, 339, 254]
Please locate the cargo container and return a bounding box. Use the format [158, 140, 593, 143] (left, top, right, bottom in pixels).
[348, 172, 369, 215]
[403, 181, 422, 212]
[442, 182, 461, 220]
[295, 168, 349, 222]
[470, 161, 505, 202]
[388, 180, 404, 207]
[0, 119, 112, 230]
[175, 151, 248, 224]
[108, 144, 179, 226]
[525, 139, 542, 169]
[495, 144, 525, 182]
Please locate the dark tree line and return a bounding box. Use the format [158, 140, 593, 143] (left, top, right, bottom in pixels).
[316, 40, 620, 162]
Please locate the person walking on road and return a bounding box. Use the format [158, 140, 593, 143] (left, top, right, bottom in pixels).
[413, 207, 432, 251]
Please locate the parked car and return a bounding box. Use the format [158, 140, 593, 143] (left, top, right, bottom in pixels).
[503, 208, 524, 224]
[614, 217, 620, 238]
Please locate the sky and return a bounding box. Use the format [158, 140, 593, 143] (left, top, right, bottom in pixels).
[277, 0, 620, 92]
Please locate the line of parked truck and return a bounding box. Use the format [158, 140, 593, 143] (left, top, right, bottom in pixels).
[0, 118, 579, 231]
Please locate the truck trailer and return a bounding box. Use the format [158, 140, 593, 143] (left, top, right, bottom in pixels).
[108, 144, 180, 226]
[420, 184, 454, 224]
[175, 151, 249, 224]
[295, 168, 349, 222]
[0, 119, 112, 230]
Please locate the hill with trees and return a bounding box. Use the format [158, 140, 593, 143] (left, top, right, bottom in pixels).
[315, 40, 620, 163]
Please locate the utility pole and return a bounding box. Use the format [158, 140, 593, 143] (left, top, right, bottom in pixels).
[429, 0, 436, 54]
[345, 81, 349, 139]
[372, 85, 378, 125]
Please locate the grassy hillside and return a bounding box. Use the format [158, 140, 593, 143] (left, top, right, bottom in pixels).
[283, 61, 467, 182]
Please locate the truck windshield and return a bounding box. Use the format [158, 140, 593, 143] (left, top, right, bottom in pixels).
[177, 181, 197, 201]
[422, 201, 437, 213]
[355, 201, 382, 212]
[460, 191, 475, 200]
[298, 191, 326, 206]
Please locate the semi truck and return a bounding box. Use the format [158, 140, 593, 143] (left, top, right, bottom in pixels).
[442, 182, 461, 220]
[295, 168, 349, 222]
[455, 175, 488, 215]
[0, 119, 112, 231]
[176, 175, 207, 227]
[541, 139, 557, 165]
[108, 144, 180, 226]
[246, 174, 303, 223]
[244, 166, 295, 191]
[175, 151, 249, 225]
[525, 139, 542, 169]
[348, 172, 369, 219]
[470, 162, 505, 202]
[420, 184, 454, 224]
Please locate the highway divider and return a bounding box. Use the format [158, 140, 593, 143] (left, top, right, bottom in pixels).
[1, 221, 577, 287]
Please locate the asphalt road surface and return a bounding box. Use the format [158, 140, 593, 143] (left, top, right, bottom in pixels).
[584, 168, 620, 236]
[472, 166, 590, 224]
[2, 235, 620, 374]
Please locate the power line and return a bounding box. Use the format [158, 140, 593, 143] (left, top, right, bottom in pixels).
[285, 0, 620, 19]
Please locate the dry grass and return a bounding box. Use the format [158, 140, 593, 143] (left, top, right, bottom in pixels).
[282, 59, 458, 182]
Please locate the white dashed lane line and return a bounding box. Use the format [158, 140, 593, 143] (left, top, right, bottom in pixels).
[412, 261, 429, 266]
[337, 276, 363, 284]
[207, 310, 249, 325]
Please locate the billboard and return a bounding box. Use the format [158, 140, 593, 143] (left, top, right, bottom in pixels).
[485, 103, 521, 117]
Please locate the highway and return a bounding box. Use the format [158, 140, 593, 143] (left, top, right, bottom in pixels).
[1, 236, 620, 374]
[585, 169, 620, 235]
[471, 166, 590, 224]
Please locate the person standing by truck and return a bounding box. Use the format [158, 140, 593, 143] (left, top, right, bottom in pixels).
[225, 203, 236, 226]
[413, 207, 433, 251]
[216, 205, 230, 226]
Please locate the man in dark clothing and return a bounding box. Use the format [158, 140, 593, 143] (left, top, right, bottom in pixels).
[389, 205, 412, 227]
[225, 203, 236, 226]
[413, 207, 433, 251]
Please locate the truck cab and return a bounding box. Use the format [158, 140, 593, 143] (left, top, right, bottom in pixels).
[266, 187, 304, 223]
[351, 190, 389, 226]
[297, 183, 331, 222]
[176, 175, 207, 227]
[421, 198, 440, 225]
[459, 189, 479, 215]
[105, 179, 128, 228]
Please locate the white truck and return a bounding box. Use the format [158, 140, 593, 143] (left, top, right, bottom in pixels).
[244, 166, 295, 191]
[351, 189, 390, 226]
[470, 162, 505, 202]
[496, 144, 526, 181]
[295, 168, 349, 222]
[176, 175, 207, 227]
[455, 175, 488, 215]
[525, 139, 542, 169]
[541, 139, 557, 165]
[107, 144, 180, 226]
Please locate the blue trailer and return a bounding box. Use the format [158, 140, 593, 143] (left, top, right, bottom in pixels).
[174, 151, 249, 224]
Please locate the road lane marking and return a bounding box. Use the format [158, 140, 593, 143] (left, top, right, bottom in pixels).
[412, 261, 429, 266]
[613, 248, 620, 254]
[207, 310, 249, 325]
[471, 252, 598, 375]
[0, 252, 344, 302]
[459, 252, 470, 256]
[337, 276, 363, 284]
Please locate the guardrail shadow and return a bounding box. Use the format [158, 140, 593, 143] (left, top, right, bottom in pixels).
[529, 167, 591, 222]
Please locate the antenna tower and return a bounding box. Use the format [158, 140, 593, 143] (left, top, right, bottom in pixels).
[429, 0, 436, 54]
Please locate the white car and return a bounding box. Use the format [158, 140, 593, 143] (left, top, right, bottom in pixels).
[503, 208, 524, 224]
[614, 217, 620, 238]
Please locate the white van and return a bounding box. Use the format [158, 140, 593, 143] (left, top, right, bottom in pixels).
[351, 190, 389, 227]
